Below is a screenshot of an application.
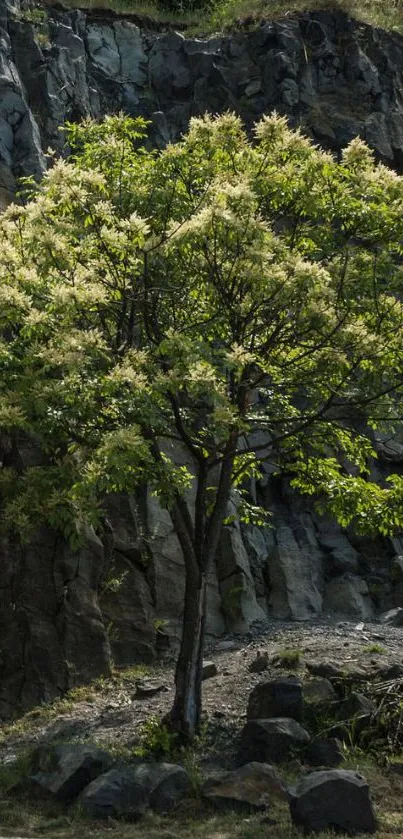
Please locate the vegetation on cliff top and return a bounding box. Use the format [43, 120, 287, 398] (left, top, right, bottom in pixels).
[55, 0, 403, 36]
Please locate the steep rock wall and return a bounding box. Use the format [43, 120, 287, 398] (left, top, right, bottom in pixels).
[1, 0, 403, 715]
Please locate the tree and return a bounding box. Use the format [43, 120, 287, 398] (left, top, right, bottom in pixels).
[2, 112, 403, 738]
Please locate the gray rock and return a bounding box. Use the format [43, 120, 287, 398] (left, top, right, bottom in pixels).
[202, 762, 287, 811]
[289, 769, 377, 834]
[247, 677, 303, 721]
[248, 651, 269, 673]
[29, 744, 113, 803]
[302, 677, 337, 706]
[380, 607, 403, 626]
[239, 718, 310, 764]
[266, 518, 323, 620]
[335, 691, 376, 735]
[305, 738, 343, 768]
[134, 679, 169, 699]
[217, 497, 268, 633]
[202, 661, 218, 680]
[323, 574, 375, 620]
[79, 762, 191, 819]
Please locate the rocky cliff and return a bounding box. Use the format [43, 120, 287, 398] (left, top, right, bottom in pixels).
[1, 0, 403, 716]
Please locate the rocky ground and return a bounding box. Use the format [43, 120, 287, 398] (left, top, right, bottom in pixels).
[1, 618, 402, 763]
[1, 618, 403, 837]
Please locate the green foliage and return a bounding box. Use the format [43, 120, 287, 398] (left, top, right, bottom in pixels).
[278, 648, 301, 668]
[362, 643, 386, 655]
[1, 111, 403, 549]
[134, 716, 178, 758]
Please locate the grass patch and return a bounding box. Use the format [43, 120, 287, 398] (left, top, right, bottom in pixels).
[363, 643, 387, 654]
[277, 647, 302, 668]
[0, 663, 152, 741]
[0, 767, 402, 838]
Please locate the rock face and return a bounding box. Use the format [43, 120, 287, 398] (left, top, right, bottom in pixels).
[1, 0, 403, 714]
[6, 1, 403, 178]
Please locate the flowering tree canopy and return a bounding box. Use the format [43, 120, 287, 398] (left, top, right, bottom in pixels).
[2, 112, 403, 735]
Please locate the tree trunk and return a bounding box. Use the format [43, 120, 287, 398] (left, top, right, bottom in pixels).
[167, 569, 206, 741]
[166, 437, 237, 741]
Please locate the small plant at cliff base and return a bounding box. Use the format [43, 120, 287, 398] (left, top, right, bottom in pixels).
[3, 113, 403, 740]
[277, 647, 301, 668]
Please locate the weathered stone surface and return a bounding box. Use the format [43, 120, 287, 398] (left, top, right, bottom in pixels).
[305, 738, 343, 768]
[134, 679, 169, 698]
[289, 769, 377, 834]
[202, 762, 287, 811]
[265, 516, 323, 620]
[248, 651, 269, 673]
[29, 744, 113, 803]
[247, 677, 303, 721]
[380, 607, 403, 626]
[302, 677, 337, 706]
[79, 762, 191, 819]
[323, 574, 375, 620]
[202, 661, 218, 681]
[216, 498, 268, 633]
[334, 691, 376, 736]
[239, 718, 310, 764]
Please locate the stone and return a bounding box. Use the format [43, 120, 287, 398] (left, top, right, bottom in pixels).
[248, 651, 269, 673]
[302, 677, 337, 706]
[239, 718, 310, 764]
[305, 738, 343, 767]
[305, 660, 344, 680]
[335, 692, 376, 734]
[323, 574, 375, 620]
[134, 679, 169, 699]
[29, 744, 113, 803]
[289, 769, 377, 834]
[266, 518, 323, 620]
[216, 498, 268, 633]
[79, 762, 191, 819]
[380, 607, 403, 626]
[202, 661, 218, 680]
[202, 762, 287, 811]
[378, 662, 403, 680]
[317, 524, 359, 573]
[247, 677, 303, 721]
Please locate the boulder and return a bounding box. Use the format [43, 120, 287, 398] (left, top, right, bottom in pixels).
[29, 744, 113, 803]
[202, 661, 218, 681]
[79, 762, 191, 819]
[380, 607, 403, 626]
[248, 651, 269, 673]
[134, 679, 169, 699]
[202, 762, 287, 811]
[302, 677, 337, 707]
[335, 692, 376, 735]
[305, 738, 343, 768]
[289, 769, 377, 834]
[247, 677, 303, 721]
[239, 718, 310, 764]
